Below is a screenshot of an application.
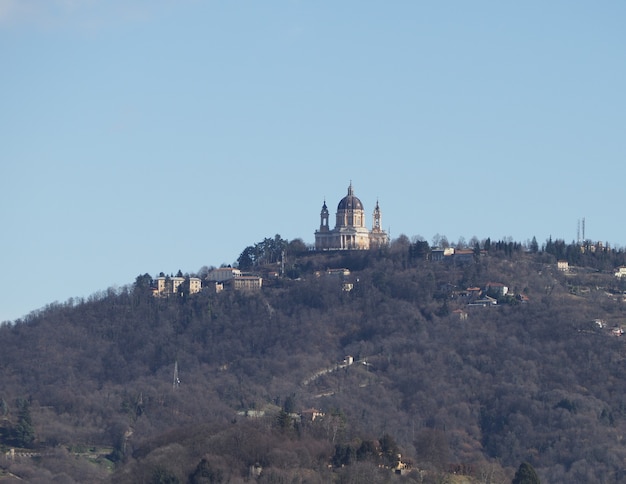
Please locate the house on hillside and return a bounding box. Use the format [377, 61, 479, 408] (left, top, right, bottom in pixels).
[452, 309, 468, 321]
[232, 275, 263, 291]
[189, 278, 202, 294]
[469, 295, 498, 307]
[430, 247, 455, 261]
[430, 248, 445, 261]
[327, 268, 351, 277]
[453, 249, 475, 263]
[485, 282, 508, 297]
[615, 267, 626, 278]
[206, 267, 242, 282]
[301, 408, 325, 422]
[558, 260, 569, 272]
[315, 268, 351, 278]
[154, 276, 202, 296]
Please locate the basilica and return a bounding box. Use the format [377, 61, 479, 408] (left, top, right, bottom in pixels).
[314, 183, 389, 251]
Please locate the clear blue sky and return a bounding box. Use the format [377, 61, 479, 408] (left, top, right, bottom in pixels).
[2, 1, 626, 322]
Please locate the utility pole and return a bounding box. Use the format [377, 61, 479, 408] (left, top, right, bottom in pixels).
[173, 361, 180, 389]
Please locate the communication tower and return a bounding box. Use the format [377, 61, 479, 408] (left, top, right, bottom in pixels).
[583, 217, 587, 242]
[577, 217, 586, 244]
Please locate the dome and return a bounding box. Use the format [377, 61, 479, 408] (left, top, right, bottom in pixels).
[337, 183, 364, 211]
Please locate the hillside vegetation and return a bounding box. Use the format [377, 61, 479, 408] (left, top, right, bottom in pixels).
[2, 237, 626, 482]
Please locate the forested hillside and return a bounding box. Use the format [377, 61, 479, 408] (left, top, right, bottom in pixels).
[2, 237, 626, 482]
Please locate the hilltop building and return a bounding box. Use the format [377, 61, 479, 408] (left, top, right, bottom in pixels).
[206, 267, 242, 282]
[154, 276, 201, 296]
[206, 267, 263, 291]
[314, 182, 388, 251]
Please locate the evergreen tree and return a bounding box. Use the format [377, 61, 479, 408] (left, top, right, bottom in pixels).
[237, 246, 255, 270]
[276, 409, 292, 431]
[13, 398, 34, 448]
[512, 462, 540, 484]
[379, 433, 400, 466]
[283, 394, 296, 414]
[151, 466, 179, 484]
[189, 458, 224, 484]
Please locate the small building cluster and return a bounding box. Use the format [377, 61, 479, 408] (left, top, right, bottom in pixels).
[430, 247, 478, 263]
[206, 267, 263, 292]
[153, 275, 202, 297]
[152, 267, 263, 297]
[443, 281, 527, 315]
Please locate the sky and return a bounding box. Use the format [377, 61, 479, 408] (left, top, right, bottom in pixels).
[2, 1, 626, 322]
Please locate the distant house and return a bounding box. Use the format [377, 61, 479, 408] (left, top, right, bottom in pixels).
[485, 282, 508, 297]
[452, 309, 468, 321]
[615, 267, 626, 278]
[301, 408, 325, 422]
[558, 260, 569, 272]
[171, 276, 185, 293]
[189, 277, 202, 294]
[327, 268, 351, 277]
[315, 268, 351, 278]
[207, 267, 242, 282]
[430, 248, 445, 261]
[454, 249, 475, 263]
[154, 276, 202, 296]
[237, 409, 265, 418]
[430, 247, 454, 261]
[454, 287, 481, 303]
[232, 276, 263, 291]
[469, 295, 498, 307]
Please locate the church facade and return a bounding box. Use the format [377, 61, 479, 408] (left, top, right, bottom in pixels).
[314, 183, 389, 251]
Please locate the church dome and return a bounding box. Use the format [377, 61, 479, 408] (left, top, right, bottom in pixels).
[337, 183, 363, 211]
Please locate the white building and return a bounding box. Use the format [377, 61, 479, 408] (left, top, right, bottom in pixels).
[615, 267, 626, 278]
[207, 267, 242, 282]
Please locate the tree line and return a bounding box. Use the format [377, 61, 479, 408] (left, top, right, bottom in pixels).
[3, 233, 626, 481]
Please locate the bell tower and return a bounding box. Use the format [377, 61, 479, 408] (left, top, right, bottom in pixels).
[372, 200, 382, 232]
[319, 200, 330, 232]
[369, 199, 388, 248]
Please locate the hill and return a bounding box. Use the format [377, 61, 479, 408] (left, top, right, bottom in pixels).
[2, 239, 626, 482]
